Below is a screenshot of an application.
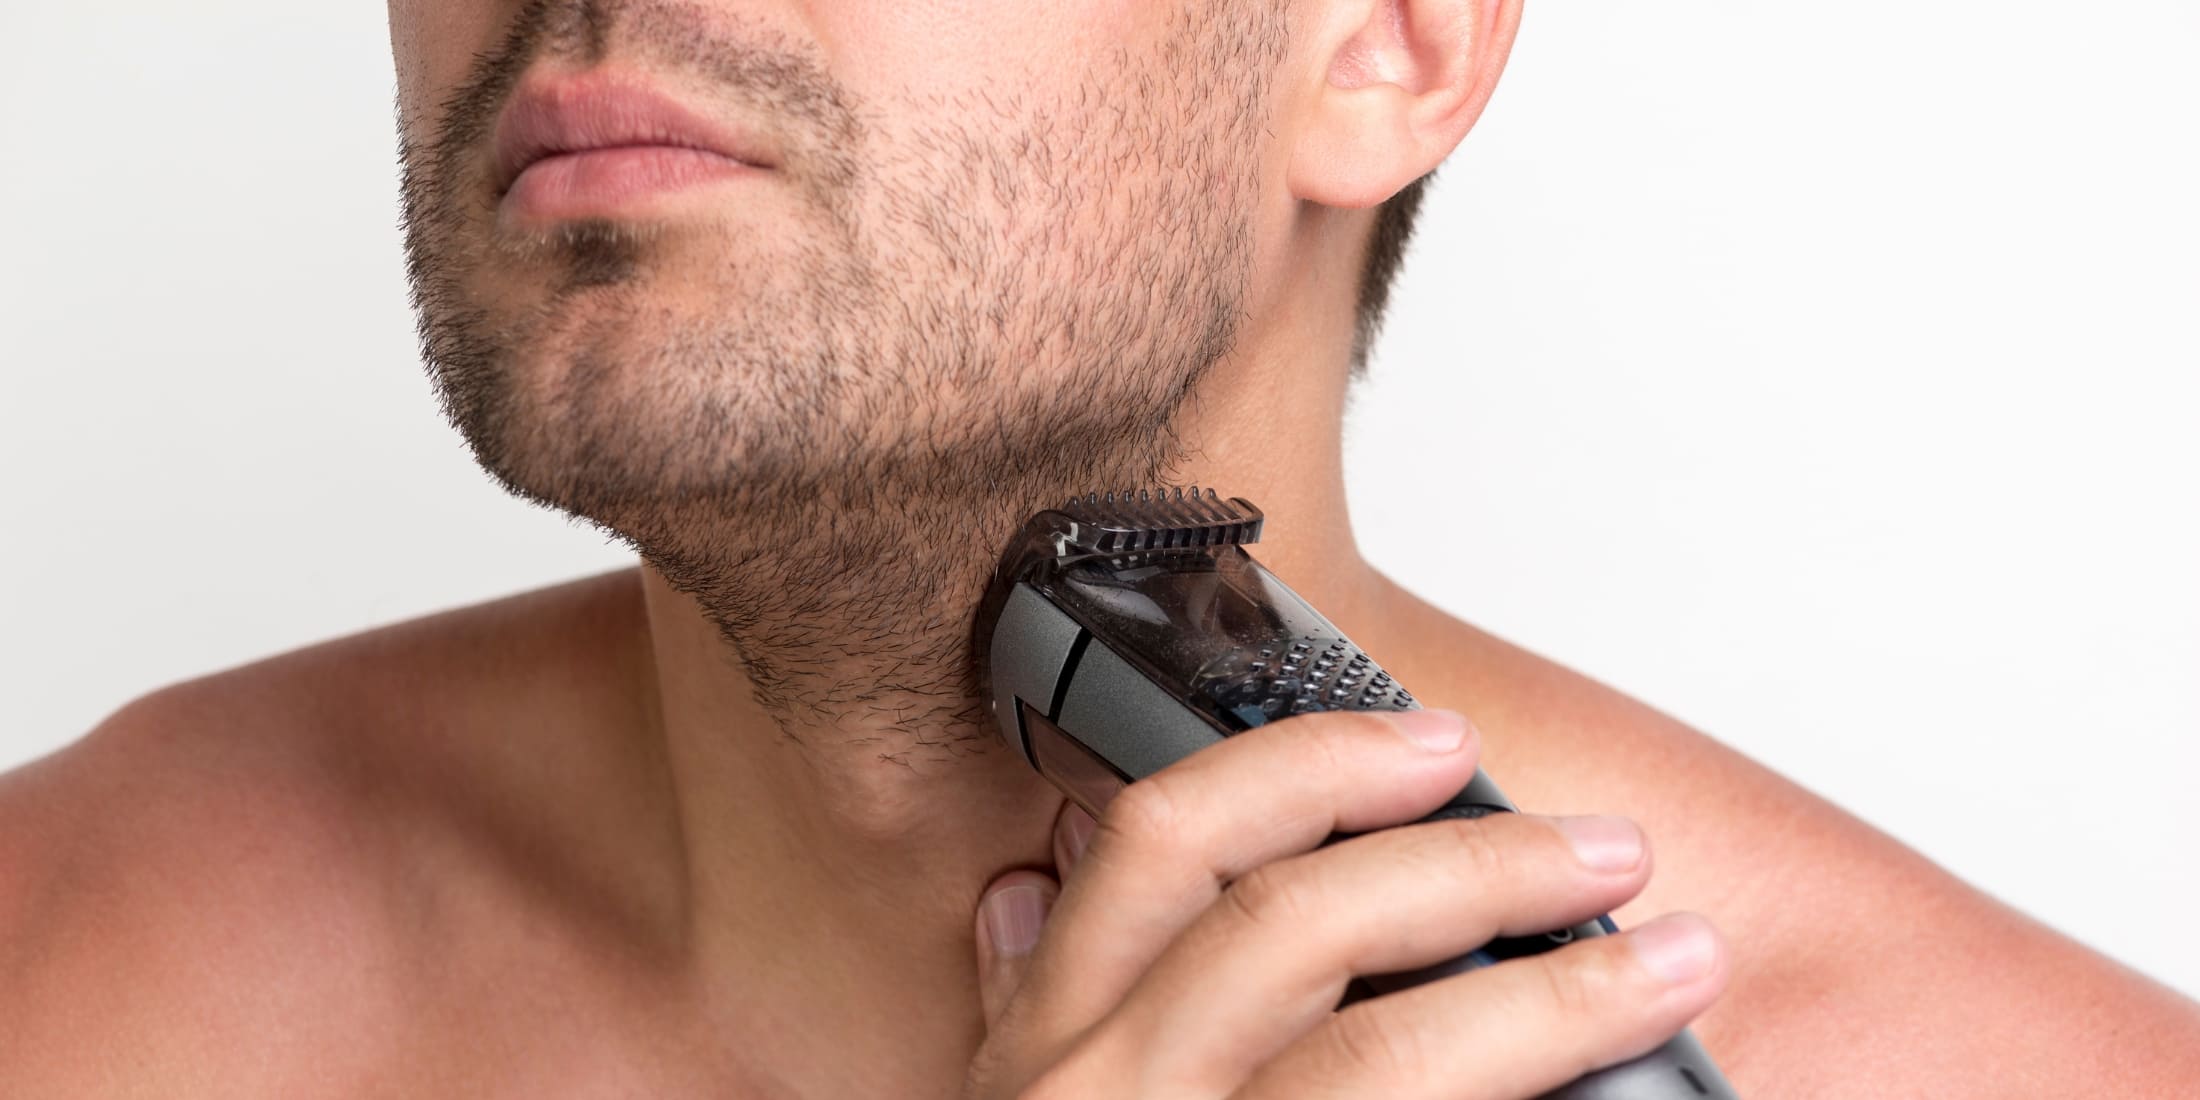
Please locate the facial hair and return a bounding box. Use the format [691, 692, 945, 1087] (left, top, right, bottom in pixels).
[398, 0, 1286, 765]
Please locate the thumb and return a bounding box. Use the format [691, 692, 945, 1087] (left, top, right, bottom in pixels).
[974, 871, 1059, 1030]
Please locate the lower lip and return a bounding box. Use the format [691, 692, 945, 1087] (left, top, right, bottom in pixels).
[502, 145, 762, 221]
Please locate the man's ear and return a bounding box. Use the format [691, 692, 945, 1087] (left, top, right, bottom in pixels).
[1288, 0, 1524, 208]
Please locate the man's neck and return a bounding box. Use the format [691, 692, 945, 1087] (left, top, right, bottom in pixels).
[620, 297, 1383, 1088]
[631, 491, 1383, 1091]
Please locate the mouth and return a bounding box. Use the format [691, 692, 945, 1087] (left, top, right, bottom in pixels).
[491, 71, 777, 220]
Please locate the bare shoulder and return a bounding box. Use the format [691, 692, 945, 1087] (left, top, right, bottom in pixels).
[1384, 596, 2200, 1097]
[0, 568, 653, 1093]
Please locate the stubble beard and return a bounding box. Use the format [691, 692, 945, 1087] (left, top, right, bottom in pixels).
[399, 0, 1284, 765]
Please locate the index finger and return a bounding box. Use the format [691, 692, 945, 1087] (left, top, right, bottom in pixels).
[999, 709, 1483, 1066]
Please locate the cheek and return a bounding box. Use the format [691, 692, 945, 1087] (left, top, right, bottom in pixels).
[387, 0, 509, 138]
[807, 0, 1147, 103]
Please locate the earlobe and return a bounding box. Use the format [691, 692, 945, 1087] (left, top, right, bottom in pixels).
[1286, 0, 1521, 209]
[1287, 85, 1423, 209]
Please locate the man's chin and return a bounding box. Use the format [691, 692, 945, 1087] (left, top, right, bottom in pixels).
[476, 217, 664, 294]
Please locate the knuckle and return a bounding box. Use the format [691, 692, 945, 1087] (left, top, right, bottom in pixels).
[1277, 707, 1395, 752]
[1101, 777, 1187, 850]
[1321, 709, 1406, 746]
[959, 1046, 1017, 1100]
[1536, 956, 1596, 1020]
[1302, 725, 1355, 785]
[1534, 942, 1626, 1020]
[1266, 709, 1366, 778]
[1219, 862, 1317, 931]
[1326, 1003, 1424, 1084]
[1435, 815, 1515, 885]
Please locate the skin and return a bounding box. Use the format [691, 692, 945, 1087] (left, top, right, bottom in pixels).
[5, 0, 2199, 1095]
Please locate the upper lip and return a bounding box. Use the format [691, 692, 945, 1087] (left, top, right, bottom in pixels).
[491, 72, 776, 194]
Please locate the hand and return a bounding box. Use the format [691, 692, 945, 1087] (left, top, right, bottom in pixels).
[963, 709, 1728, 1099]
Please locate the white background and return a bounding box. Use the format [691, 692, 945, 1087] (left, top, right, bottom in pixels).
[4, 3, 2195, 1000]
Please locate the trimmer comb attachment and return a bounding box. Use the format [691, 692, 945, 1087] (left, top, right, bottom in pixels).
[1058, 486, 1264, 553]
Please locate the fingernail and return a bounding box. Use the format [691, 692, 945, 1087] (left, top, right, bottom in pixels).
[1063, 808, 1096, 864]
[1389, 709, 1469, 753]
[982, 885, 1050, 958]
[1553, 815, 1645, 873]
[1629, 912, 1718, 985]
